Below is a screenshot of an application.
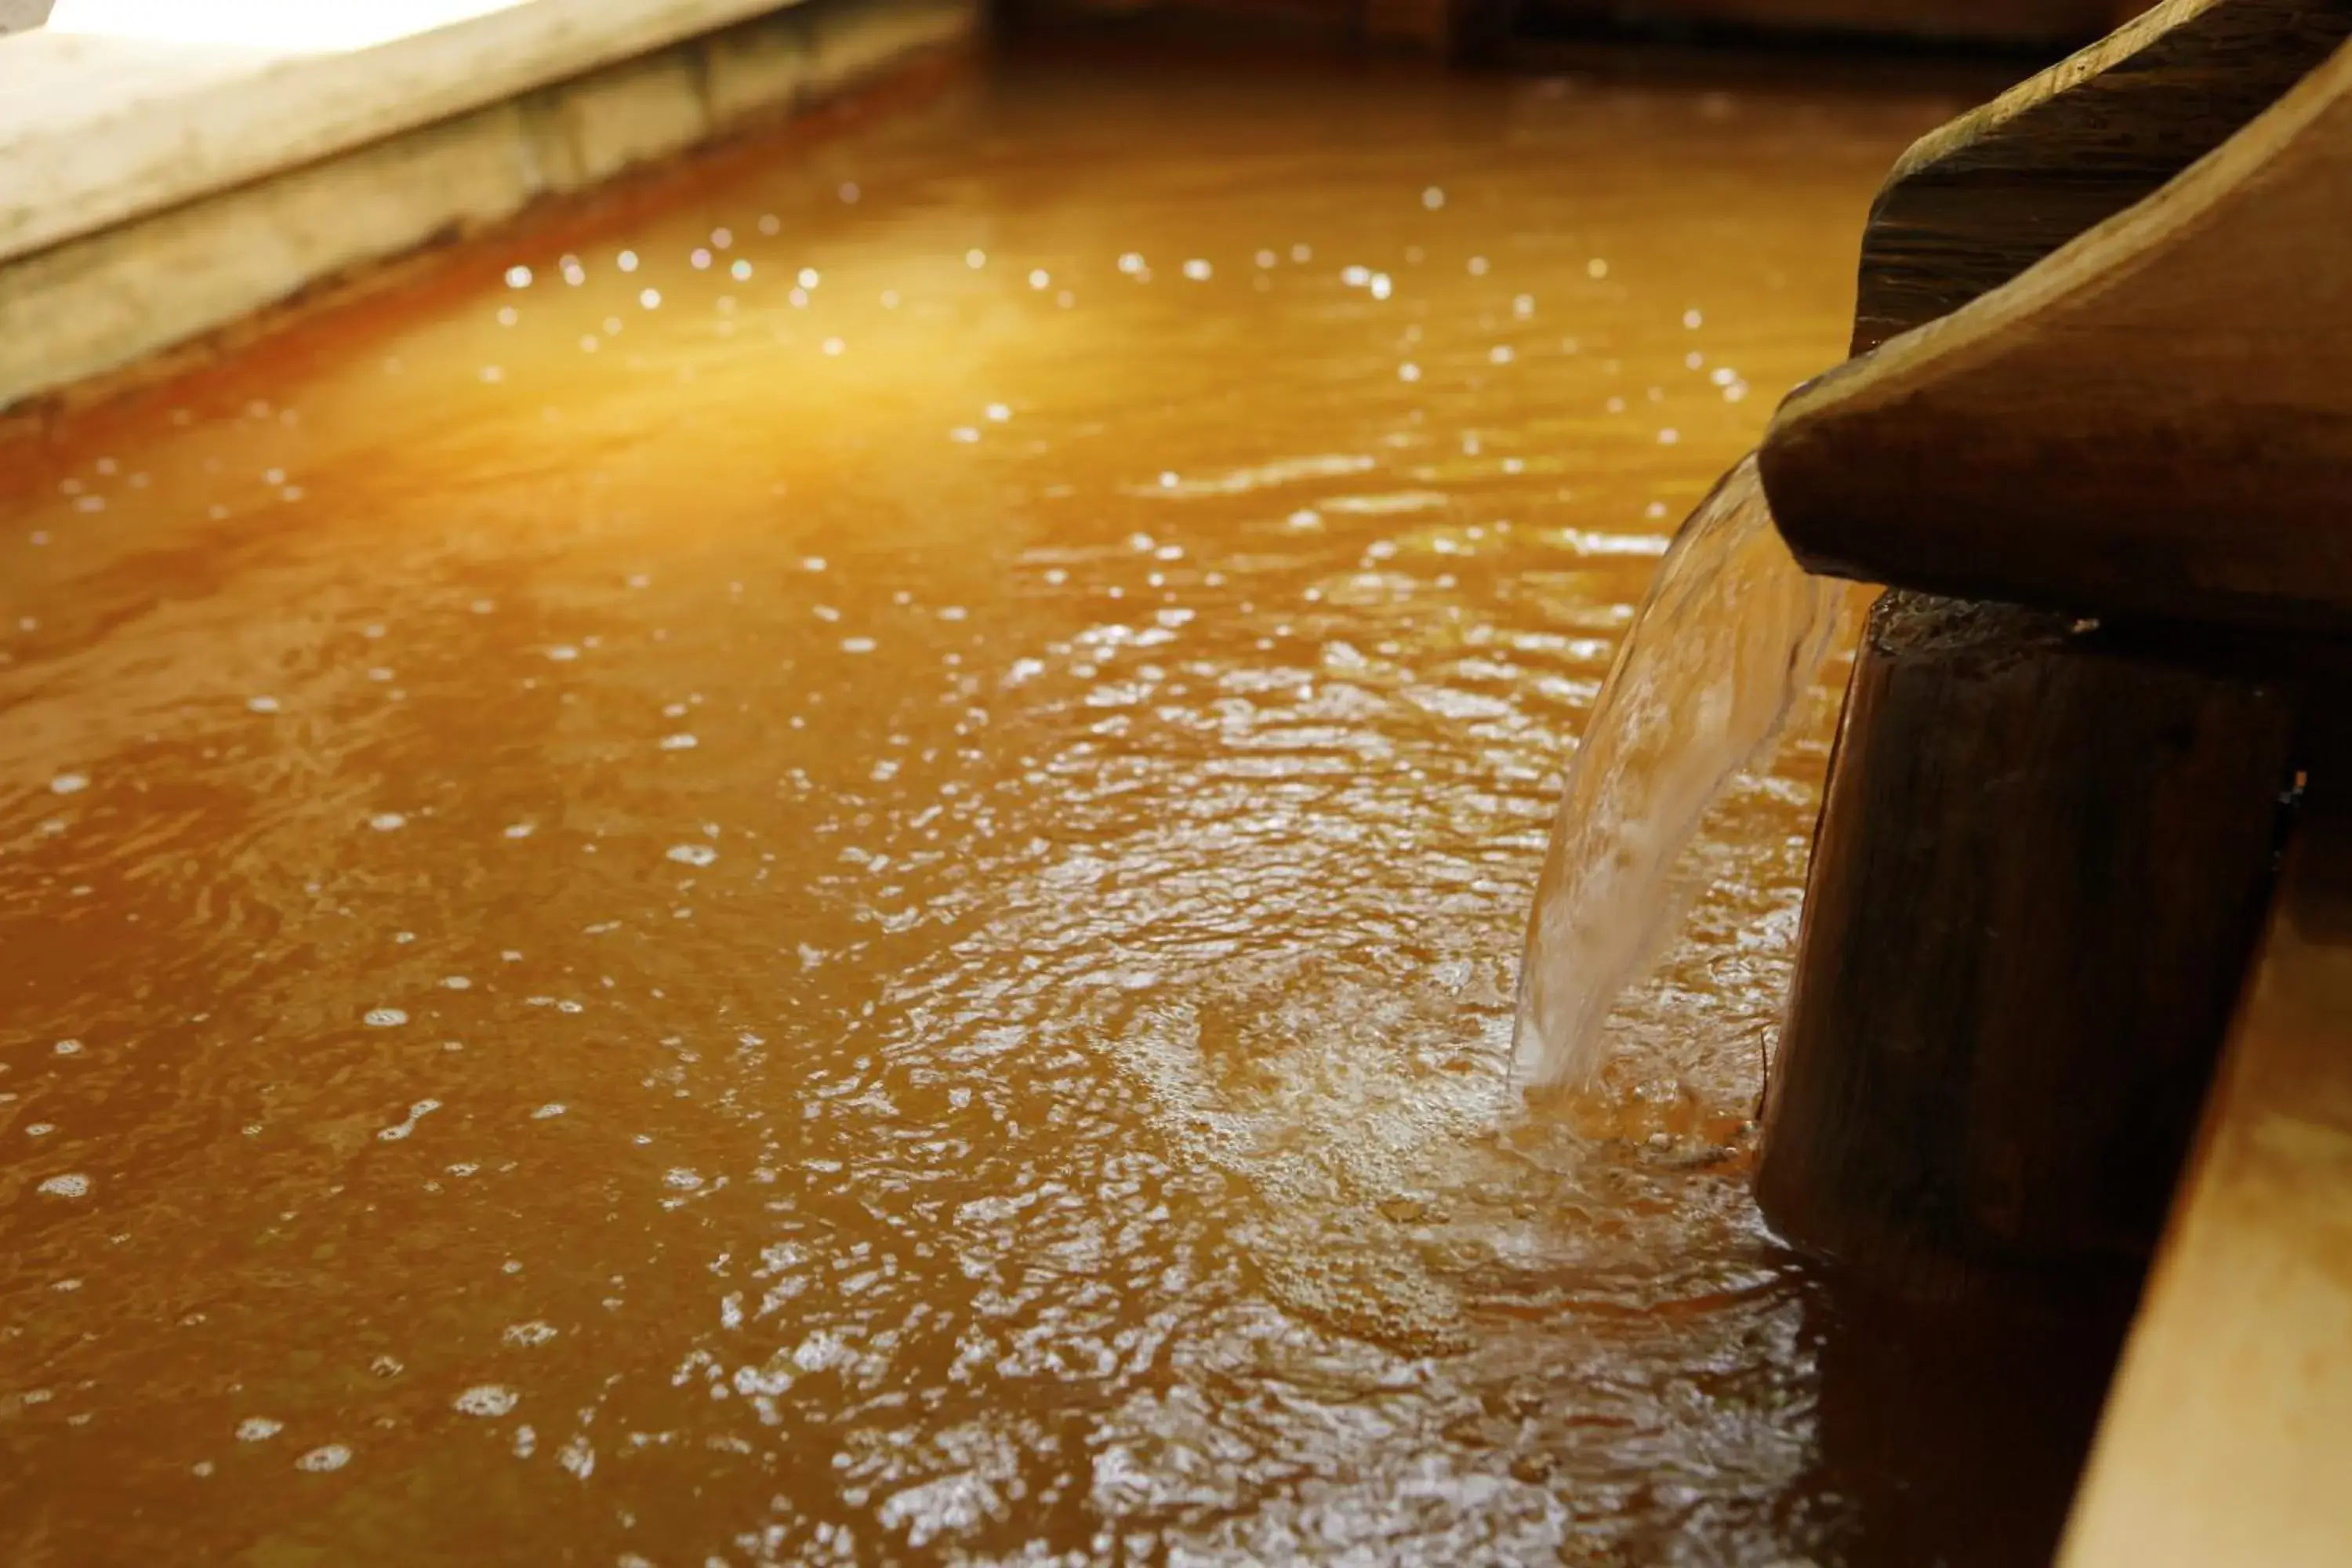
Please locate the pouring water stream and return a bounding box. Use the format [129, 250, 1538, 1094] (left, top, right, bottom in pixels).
[1510, 451, 1864, 1093]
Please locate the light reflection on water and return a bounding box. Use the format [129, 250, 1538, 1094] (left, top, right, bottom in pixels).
[1, 50, 1960, 1567]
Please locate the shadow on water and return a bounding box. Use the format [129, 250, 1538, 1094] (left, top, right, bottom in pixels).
[1787, 1268, 2136, 1568]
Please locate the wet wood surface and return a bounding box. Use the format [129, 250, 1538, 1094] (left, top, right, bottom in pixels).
[1765, 31, 2352, 633]
[2060, 804, 2352, 1566]
[1757, 590, 2299, 1305]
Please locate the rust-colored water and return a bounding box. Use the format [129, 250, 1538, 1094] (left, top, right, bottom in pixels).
[1, 50, 2102, 1568]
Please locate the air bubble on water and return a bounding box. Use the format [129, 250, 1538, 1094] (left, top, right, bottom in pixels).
[364, 1008, 408, 1028]
[503, 1321, 557, 1347]
[1182, 260, 1211, 281]
[49, 773, 87, 795]
[984, 403, 1011, 423]
[237, 1417, 283, 1441]
[1422, 186, 1445, 209]
[1399, 363, 1421, 383]
[532, 1104, 566, 1120]
[369, 812, 406, 832]
[663, 1168, 704, 1191]
[659, 734, 698, 751]
[454, 1385, 518, 1417]
[38, 1174, 90, 1199]
[297, 1444, 351, 1472]
[666, 844, 718, 867]
[246, 695, 281, 713]
[841, 637, 877, 654]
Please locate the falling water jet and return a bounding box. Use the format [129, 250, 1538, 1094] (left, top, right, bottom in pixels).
[1509, 450, 1858, 1094]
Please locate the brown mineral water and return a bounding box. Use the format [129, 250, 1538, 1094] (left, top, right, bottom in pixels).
[0, 45, 2075, 1568]
[1510, 455, 1860, 1093]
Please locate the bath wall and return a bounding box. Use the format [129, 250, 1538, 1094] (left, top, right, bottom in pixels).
[0, 0, 978, 418]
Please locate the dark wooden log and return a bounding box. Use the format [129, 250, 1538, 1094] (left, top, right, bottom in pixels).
[1757, 590, 2299, 1306]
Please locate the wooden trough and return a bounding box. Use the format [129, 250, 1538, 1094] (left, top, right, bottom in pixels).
[1751, 0, 2352, 1557]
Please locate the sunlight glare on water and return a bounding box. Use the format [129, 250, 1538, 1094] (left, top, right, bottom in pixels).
[0, 50, 1954, 1567]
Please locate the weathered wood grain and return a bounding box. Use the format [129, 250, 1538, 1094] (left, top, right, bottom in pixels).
[1756, 590, 2298, 1306]
[1852, 0, 2352, 352]
[1765, 32, 2352, 632]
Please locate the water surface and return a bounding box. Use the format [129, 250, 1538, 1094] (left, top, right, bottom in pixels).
[1, 51, 1998, 1566]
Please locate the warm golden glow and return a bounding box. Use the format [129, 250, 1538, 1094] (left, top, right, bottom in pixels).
[45, 0, 529, 52]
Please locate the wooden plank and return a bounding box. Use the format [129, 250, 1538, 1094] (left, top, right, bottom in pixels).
[2060, 806, 2352, 1566]
[1755, 590, 2298, 1305]
[1761, 33, 2352, 633]
[0, 0, 816, 267]
[1850, 0, 2352, 351]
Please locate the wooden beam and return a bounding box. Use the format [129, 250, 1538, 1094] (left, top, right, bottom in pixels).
[1762, 33, 2352, 633]
[2060, 805, 2352, 1566]
[1849, 0, 2352, 353]
[1756, 590, 2298, 1305]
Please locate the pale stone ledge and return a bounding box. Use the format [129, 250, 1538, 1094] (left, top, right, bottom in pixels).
[0, 0, 978, 412]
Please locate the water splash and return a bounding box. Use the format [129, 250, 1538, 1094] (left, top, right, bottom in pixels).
[1511, 452, 1855, 1093]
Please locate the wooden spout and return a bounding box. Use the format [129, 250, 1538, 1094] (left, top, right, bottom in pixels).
[1764, 6, 2352, 633]
[1849, 0, 2352, 355]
